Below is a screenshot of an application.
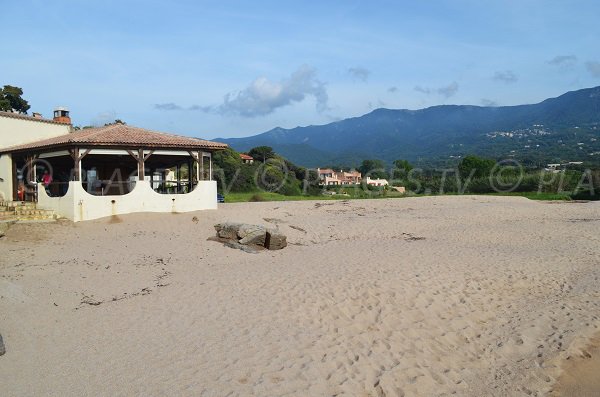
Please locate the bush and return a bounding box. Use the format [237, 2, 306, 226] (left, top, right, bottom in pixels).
[249, 194, 265, 202]
[458, 155, 496, 179]
[278, 180, 302, 196]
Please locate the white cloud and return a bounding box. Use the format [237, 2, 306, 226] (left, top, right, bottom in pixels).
[91, 110, 117, 126]
[348, 67, 370, 82]
[414, 82, 458, 98]
[414, 85, 431, 94]
[585, 61, 600, 78]
[188, 104, 212, 112]
[154, 103, 183, 111]
[437, 82, 459, 98]
[155, 66, 329, 118]
[216, 65, 329, 117]
[155, 103, 213, 112]
[547, 55, 577, 66]
[480, 98, 498, 107]
[493, 70, 518, 84]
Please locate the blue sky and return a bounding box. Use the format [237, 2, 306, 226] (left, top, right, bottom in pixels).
[2, 0, 600, 139]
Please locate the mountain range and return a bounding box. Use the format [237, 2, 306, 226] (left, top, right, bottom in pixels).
[215, 86, 600, 168]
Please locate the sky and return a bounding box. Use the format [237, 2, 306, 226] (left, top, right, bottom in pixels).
[2, 0, 600, 139]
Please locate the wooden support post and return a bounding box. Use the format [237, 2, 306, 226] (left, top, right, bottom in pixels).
[70, 148, 80, 181]
[200, 153, 205, 181]
[69, 148, 90, 181]
[187, 151, 201, 182]
[138, 149, 144, 181]
[24, 154, 40, 202]
[143, 150, 154, 183]
[126, 149, 152, 181]
[208, 153, 212, 181]
[188, 159, 193, 191]
[11, 156, 18, 201]
[143, 151, 154, 161]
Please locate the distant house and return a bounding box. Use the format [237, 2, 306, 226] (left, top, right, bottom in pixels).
[545, 161, 584, 173]
[317, 168, 362, 185]
[239, 153, 254, 164]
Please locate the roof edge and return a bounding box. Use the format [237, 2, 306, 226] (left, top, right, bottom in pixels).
[0, 110, 72, 126]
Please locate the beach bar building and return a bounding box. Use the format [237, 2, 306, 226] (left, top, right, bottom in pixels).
[0, 114, 227, 222]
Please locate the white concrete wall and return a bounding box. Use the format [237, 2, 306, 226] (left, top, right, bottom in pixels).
[0, 154, 12, 201]
[38, 180, 218, 222]
[0, 116, 71, 148]
[0, 115, 71, 201]
[366, 177, 389, 186]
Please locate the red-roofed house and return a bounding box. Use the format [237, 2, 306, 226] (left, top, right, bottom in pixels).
[317, 168, 362, 185]
[239, 153, 254, 164]
[0, 111, 227, 221]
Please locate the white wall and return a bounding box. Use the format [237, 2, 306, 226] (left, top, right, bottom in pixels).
[38, 180, 218, 222]
[0, 115, 71, 201]
[0, 116, 71, 148]
[0, 154, 12, 201]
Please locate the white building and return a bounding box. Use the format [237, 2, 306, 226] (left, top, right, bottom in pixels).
[365, 177, 389, 187]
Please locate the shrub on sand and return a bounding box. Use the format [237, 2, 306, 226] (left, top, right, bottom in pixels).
[249, 194, 265, 202]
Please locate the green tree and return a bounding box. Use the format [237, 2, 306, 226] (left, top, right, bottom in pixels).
[393, 159, 413, 173]
[248, 146, 275, 163]
[255, 158, 286, 192]
[359, 159, 387, 179]
[104, 119, 126, 126]
[392, 159, 413, 179]
[458, 155, 496, 179]
[212, 147, 255, 193]
[0, 85, 30, 114]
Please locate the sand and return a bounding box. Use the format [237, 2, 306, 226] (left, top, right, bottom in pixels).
[0, 195, 599, 396]
[551, 334, 600, 397]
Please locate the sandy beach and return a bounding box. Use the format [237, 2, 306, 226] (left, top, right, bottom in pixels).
[0, 195, 599, 396]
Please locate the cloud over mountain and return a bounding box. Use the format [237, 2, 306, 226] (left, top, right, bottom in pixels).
[217, 65, 329, 117]
[347, 67, 370, 82]
[493, 70, 518, 84]
[414, 82, 459, 98]
[437, 82, 459, 98]
[480, 98, 498, 107]
[586, 61, 600, 78]
[154, 66, 329, 117]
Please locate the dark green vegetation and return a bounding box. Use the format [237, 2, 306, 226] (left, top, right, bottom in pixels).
[216, 86, 600, 168]
[212, 146, 321, 198]
[393, 157, 598, 199]
[214, 146, 599, 202]
[0, 85, 30, 114]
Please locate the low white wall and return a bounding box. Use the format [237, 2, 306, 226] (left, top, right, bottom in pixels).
[0, 154, 12, 201]
[38, 180, 217, 222]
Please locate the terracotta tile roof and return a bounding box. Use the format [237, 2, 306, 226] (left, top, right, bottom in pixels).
[0, 110, 69, 125]
[239, 153, 254, 160]
[0, 124, 228, 153]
